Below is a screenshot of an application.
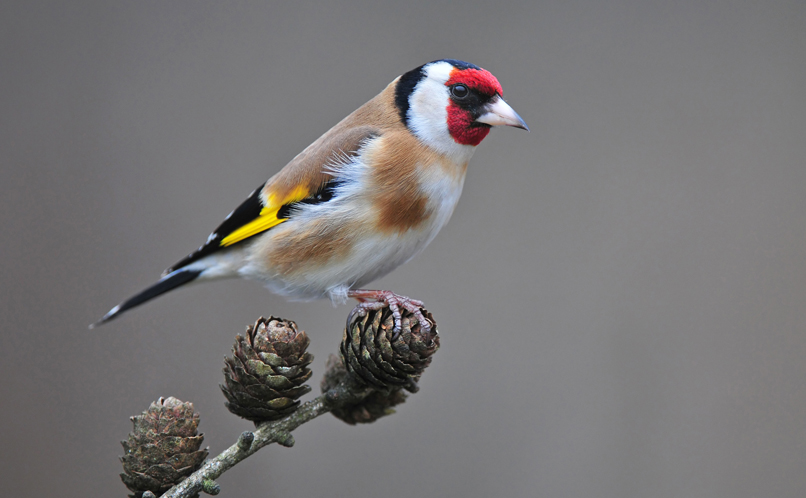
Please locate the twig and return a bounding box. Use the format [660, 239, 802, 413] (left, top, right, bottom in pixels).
[160, 377, 373, 498]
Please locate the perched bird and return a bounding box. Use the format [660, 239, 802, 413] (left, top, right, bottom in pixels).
[93, 59, 528, 332]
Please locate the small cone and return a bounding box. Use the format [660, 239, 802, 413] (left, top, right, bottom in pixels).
[221, 316, 314, 423]
[120, 397, 208, 498]
[340, 307, 439, 392]
[321, 354, 408, 425]
[322, 306, 439, 424]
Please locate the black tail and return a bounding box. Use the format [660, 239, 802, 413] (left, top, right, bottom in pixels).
[90, 269, 202, 328]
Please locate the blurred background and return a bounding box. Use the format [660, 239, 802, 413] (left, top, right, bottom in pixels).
[2, 1, 805, 497]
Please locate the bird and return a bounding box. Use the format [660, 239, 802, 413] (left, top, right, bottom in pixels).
[92, 59, 528, 333]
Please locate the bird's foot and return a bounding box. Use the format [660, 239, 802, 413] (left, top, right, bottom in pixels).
[347, 289, 431, 338]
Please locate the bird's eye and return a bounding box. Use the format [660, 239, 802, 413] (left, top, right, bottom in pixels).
[451, 84, 469, 99]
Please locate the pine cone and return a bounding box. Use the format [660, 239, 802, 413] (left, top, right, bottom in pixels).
[221, 316, 314, 423]
[120, 397, 208, 498]
[340, 306, 439, 393]
[321, 354, 408, 424]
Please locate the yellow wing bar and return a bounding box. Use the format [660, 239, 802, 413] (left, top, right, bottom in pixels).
[219, 186, 309, 247]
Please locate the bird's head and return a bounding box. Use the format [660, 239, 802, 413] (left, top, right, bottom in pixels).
[395, 59, 528, 158]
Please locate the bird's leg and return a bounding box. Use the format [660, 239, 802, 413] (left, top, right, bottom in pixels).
[347, 289, 431, 336]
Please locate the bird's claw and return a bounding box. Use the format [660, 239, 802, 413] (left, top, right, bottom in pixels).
[347, 289, 430, 339]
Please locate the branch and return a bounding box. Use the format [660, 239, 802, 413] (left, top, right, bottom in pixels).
[160, 377, 372, 498]
[121, 308, 437, 498]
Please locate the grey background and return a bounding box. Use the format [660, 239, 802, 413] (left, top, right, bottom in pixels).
[2, 1, 805, 497]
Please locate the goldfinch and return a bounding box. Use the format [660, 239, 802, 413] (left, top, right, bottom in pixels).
[93, 59, 528, 332]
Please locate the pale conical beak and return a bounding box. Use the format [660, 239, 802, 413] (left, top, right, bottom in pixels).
[475, 96, 529, 131]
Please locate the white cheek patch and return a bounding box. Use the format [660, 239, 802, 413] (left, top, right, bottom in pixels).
[407, 61, 476, 162]
[408, 77, 451, 149]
